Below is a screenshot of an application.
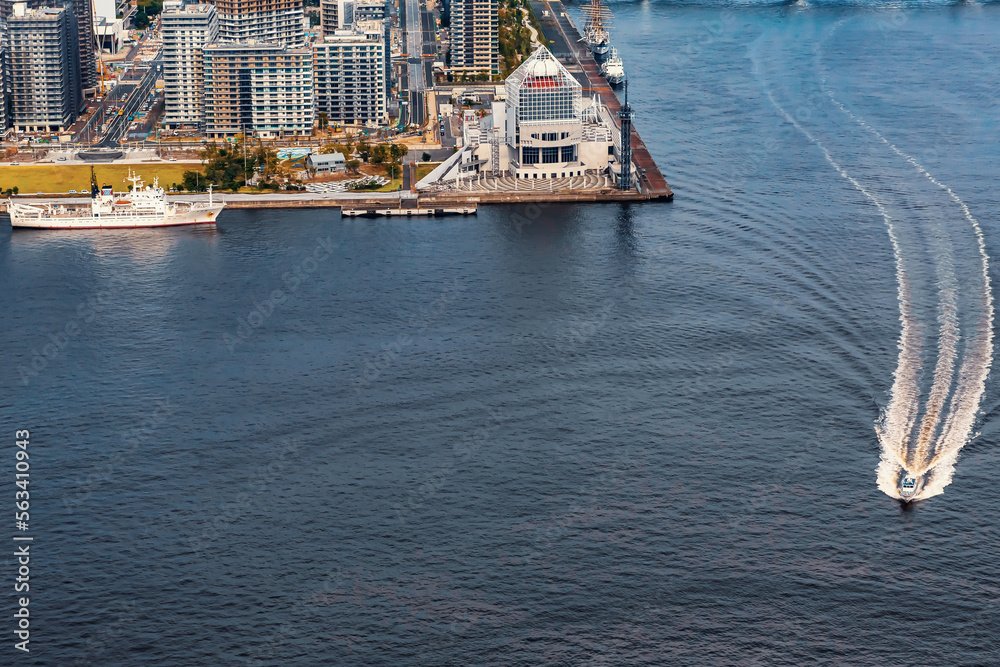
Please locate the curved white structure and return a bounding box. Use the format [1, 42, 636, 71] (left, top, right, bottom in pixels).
[8, 171, 225, 229]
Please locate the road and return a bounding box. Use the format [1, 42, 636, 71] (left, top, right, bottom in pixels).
[401, 0, 432, 125]
[96, 63, 161, 147]
[75, 21, 163, 147]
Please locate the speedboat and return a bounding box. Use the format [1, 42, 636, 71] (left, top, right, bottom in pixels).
[898, 475, 920, 501]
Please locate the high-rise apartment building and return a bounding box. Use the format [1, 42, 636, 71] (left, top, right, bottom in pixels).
[352, 0, 384, 22]
[0, 44, 7, 135]
[0, 0, 95, 89]
[214, 0, 304, 47]
[162, 1, 218, 128]
[450, 0, 498, 76]
[319, 0, 351, 34]
[7, 4, 82, 132]
[203, 41, 314, 138]
[313, 21, 386, 127]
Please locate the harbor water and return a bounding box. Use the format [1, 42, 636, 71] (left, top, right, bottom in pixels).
[3, 1, 1000, 664]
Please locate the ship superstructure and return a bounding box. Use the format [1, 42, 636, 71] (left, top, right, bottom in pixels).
[7, 170, 225, 229]
[601, 46, 625, 85]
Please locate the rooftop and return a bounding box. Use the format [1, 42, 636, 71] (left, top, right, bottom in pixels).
[10, 4, 65, 19]
[309, 152, 346, 164]
[162, 2, 215, 14]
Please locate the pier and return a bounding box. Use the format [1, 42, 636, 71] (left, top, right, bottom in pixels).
[534, 0, 672, 199]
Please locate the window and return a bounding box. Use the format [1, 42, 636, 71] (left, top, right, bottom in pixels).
[542, 147, 559, 163]
[561, 145, 574, 162]
[522, 146, 539, 164]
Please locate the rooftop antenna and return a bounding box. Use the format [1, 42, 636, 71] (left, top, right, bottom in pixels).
[617, 79, 634, 191]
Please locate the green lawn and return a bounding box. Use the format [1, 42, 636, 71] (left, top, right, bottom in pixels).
[0, 164, 194, 193]
[375, 179, 404, 192]
[416, 163, 442, 181]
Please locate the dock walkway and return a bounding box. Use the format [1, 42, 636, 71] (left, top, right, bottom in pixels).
[535, 1, 672, 199]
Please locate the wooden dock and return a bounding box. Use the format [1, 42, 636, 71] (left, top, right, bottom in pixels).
[534, 0, 673, 200]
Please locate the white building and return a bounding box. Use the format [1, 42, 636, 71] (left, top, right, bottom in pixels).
[468, 47, 612, 178]
[501, 47, 612, 179]
[0, 44, 7, 135]
[418, 47, 618, 191]
[93, 0, 126, 54]
[307, 151, 345, 172]
[313, 21, 386, 127]
[161, 2, 218, 129]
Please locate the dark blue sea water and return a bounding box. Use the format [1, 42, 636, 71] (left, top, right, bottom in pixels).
[4, 2, 1000, 665]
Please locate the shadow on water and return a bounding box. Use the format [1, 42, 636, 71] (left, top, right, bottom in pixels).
[614, 203, 638, 256]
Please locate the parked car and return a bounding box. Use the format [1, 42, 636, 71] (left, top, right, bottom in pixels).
[69, 189, 77, 194]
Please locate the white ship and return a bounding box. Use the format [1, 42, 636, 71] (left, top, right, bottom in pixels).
[601, 47, 625, 85]
[7, 170, 225, 229]
[582, 0, 612, 57]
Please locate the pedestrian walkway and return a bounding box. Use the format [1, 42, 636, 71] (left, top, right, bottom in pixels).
[305, 175, 389, 193]
[428, 173, 615, 193]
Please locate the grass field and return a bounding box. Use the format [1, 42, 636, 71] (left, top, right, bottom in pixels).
[375, 179, 403, 192]
[0, 164, 195, 194]
[416, 163, 442, 181]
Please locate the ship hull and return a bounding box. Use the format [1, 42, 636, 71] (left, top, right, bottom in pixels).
[590, 41, 610, 57]
[9, 204, 225, 229]
[605, 73, 625, 85]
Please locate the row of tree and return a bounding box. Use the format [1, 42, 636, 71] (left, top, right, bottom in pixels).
[180, 138, 411, 191]
[181, 139, 279, 192]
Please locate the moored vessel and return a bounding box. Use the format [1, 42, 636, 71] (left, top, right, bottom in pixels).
[7, 169, 225, 229]
[601, 46, 625, 85]
[582, 0, 612, 57]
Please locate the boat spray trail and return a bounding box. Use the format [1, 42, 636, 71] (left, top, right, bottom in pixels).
[817, 30, 994, 500]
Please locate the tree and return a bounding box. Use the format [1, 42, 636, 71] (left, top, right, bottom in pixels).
[182, 170, 203, 191]
[389, 143, 407, 164]
[421, 152, 431, 162]
[345, 159, 361, 174]
[369, 144, 387, 165]
[356, 141, 371, 162]
[134, 9, 150, 29]
[318, 112, 329, 132]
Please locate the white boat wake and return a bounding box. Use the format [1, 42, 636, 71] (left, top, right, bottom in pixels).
[753, 26, 993, 501]
[816, 36, 993, 502]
